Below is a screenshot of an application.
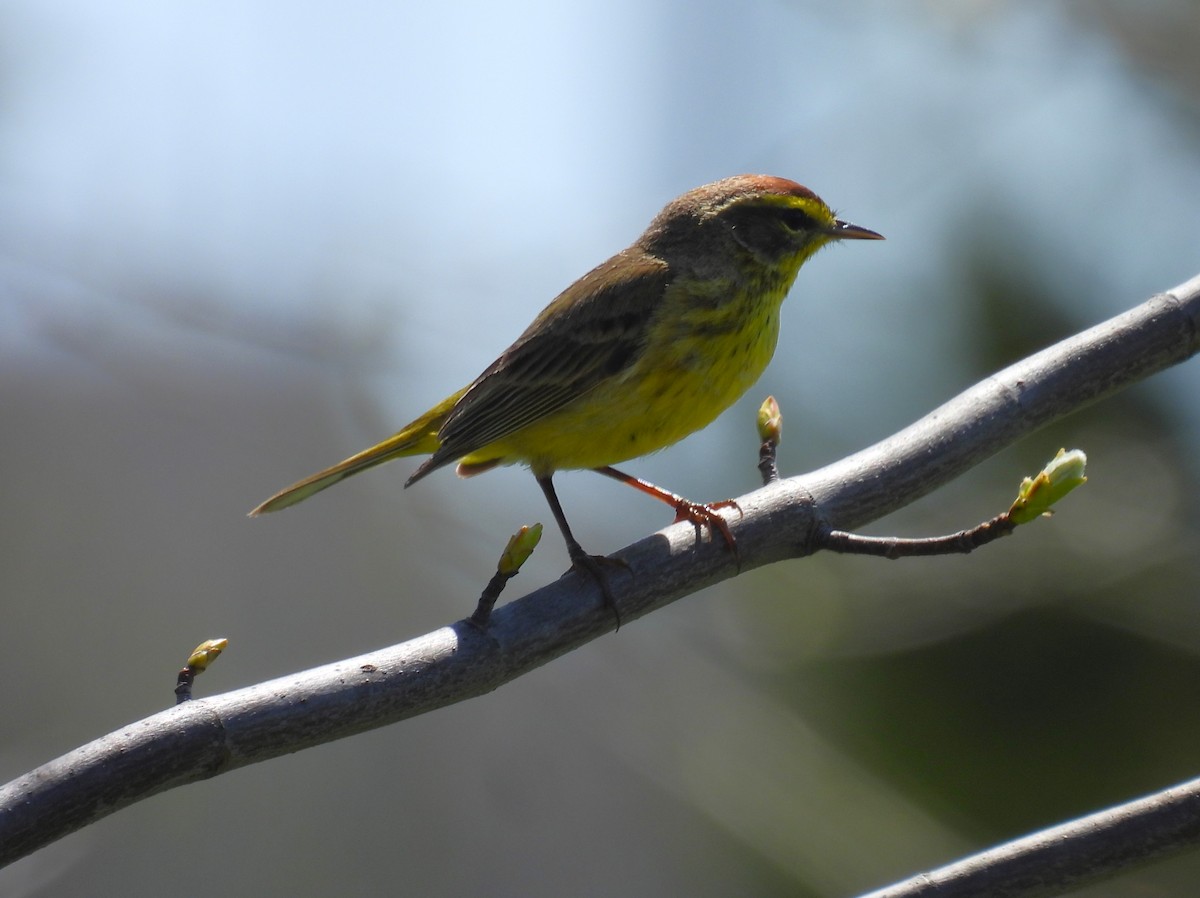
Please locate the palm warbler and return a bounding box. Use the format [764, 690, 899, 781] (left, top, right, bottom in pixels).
[252, 175, 882, 593]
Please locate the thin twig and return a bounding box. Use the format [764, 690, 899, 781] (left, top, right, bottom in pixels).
[821, 513, 1016, 558]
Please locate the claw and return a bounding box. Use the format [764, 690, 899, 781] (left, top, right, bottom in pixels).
[592, 465, 743, 568]
[565, 549, 630, 629]
[670, 499, 742, 566]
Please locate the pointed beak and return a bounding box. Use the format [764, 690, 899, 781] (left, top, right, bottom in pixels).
[830, 219, 884, 241]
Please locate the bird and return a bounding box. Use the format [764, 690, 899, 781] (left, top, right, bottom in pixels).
[251, 174, 882, 602]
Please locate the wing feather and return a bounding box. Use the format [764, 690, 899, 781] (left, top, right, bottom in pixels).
[426, 249, 671, 471]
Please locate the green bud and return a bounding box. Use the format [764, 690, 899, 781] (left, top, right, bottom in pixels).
[757, 395, 783, 444]
[1009, 448, 1088, 525]
[498, 523, 543, 576]
[187, 638, 229, 672]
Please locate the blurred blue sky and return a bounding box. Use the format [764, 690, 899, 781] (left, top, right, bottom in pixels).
[4, 1, 1198, 446]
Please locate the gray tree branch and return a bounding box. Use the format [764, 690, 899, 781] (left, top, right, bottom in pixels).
[856, 772, 1200, 898]
[1, 273, 1198, 882]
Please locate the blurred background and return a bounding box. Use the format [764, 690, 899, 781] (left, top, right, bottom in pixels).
[3, 1, 1200, 895]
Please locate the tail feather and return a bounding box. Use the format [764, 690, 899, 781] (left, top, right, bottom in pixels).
[249, 388, 466, 515]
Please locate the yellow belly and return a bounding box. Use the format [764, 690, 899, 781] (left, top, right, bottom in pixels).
[464, 275, 789, 475]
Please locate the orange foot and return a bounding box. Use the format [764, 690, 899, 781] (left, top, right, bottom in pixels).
[670, 498, 743, 564]
[592, 465, 744, 565]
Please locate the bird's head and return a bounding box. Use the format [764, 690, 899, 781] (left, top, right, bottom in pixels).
[642, 174, 883, 277]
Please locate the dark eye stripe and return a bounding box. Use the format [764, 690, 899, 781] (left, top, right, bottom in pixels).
[780, 208, 817, 231]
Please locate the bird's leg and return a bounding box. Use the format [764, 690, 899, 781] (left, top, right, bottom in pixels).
[592, 465, 741, 562]
[536, 474, 626, 624]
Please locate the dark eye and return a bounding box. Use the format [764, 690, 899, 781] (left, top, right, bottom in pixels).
[780, 208, 817, 231]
